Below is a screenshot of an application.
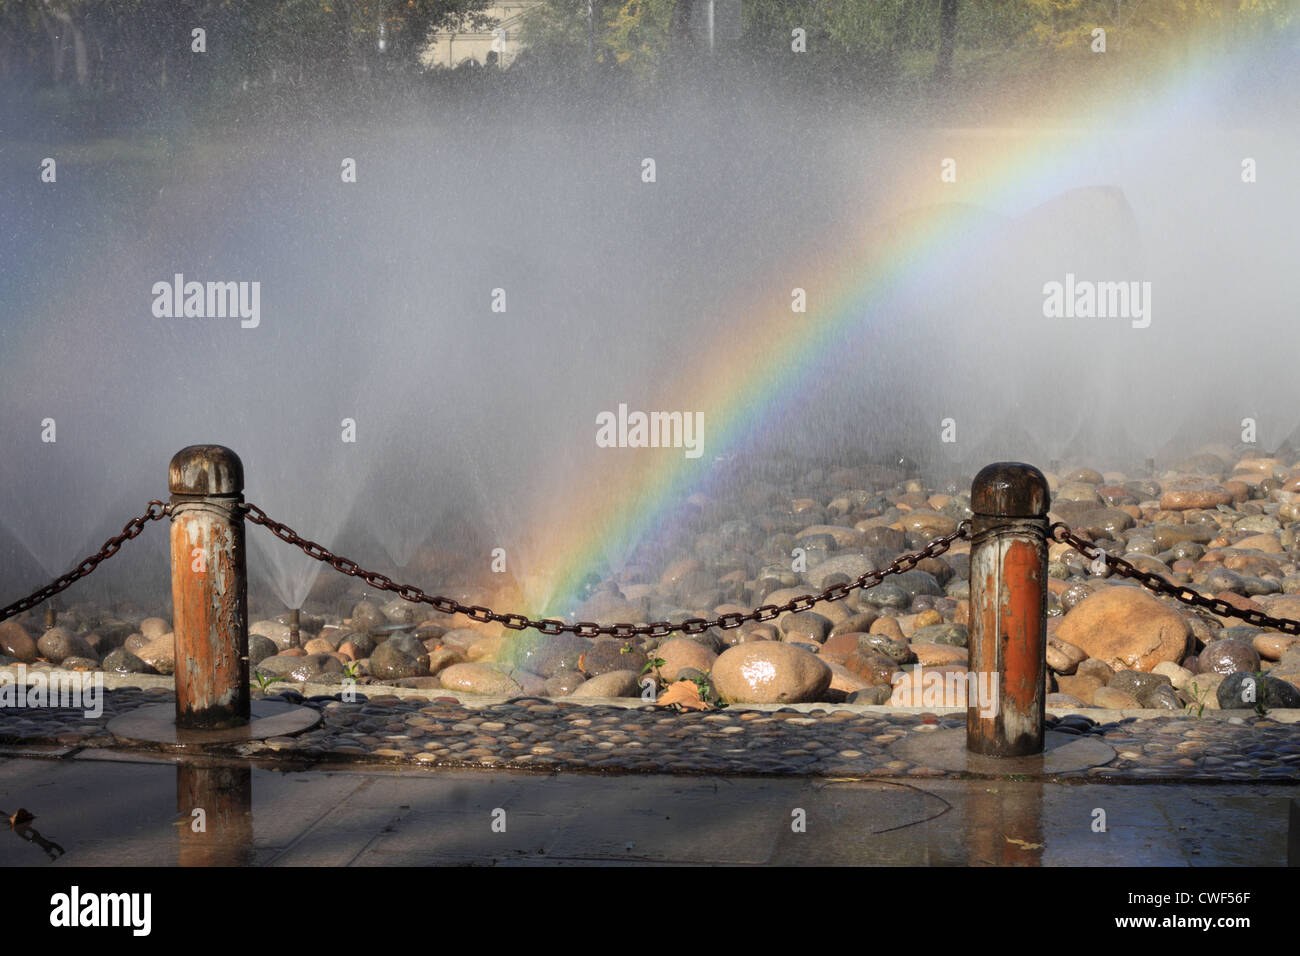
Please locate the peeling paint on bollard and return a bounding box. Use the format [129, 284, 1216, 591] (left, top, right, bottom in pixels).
[968, 462, 1049, 757]
[169, 445, 250, 729]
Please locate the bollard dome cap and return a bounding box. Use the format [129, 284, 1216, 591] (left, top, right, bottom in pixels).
[169, 445, 244, 496]
[970, 462, 1049, 517]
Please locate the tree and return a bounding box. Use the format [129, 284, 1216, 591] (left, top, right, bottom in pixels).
[934, 0, 957, 82]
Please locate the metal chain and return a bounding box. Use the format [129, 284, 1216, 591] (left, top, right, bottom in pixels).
[244, 501, 971, 638]
[0, 501, 171, 624]
[1050, 522, 1300, 635]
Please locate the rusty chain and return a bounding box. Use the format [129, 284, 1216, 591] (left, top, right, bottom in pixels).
[1050, 522, 1300, 635]
[10, 498, 1296, 643]
[0, 500, 171, 624]
[243, 502, 971, 637]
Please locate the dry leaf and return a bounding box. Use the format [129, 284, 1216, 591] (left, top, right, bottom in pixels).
[1005, 836, 1043, 850]
[657, 680, 711, 711]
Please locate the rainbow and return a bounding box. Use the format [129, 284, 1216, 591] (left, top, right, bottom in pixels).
[528, 29, 1291, 619]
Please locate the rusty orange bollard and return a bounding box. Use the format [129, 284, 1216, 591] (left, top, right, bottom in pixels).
[967, 462, 1049, 756]
[169, 445, 250, 729]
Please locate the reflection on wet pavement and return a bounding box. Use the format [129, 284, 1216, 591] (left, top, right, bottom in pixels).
[0, 751, 1288, 866]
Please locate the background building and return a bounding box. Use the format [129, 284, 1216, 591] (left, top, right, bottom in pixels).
[422, 2, 543, 69]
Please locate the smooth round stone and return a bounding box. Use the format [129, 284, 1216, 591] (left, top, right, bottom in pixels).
[248, 633, 279, 666]
[847, 685, 892, 705]
[899, 510, 958, 538]
[350, 601, 386, 631]
[892, 570, 944, 599]
[569, 670, 641, 698]
[1056, 482, 1103, 504]
[911, 623, 968, 648]
[438, 663, 523, 697]
[1092, 686, 1141, 709]
[1254, 633, 1299, 661]
[369, 641, 429, 681]
[1199, 639, 1260, 676]
[137, 617, 170, 640]
[384, 632, 427, 658]
[844, 649, 901, 686]
[544, 670, 586, 696]
[1107, 670, 1172, 700]
[712, 643, 832, 704]
[36, 627, 95, 664]
[863, 582, 910, 609]
[1160, 480, 1233, 511]
[857, 525, 905, 550]
[0, 621, 38, 663]
[829, 611, 879, 637]
[256, 653, 344, 682]
[1063, 467, 1104, 485]
[1204, 567, 1246, 594]
[780, 611, 832, 643]
[504, 632, 591, 678]
[652, 637, 718, 681]
[1124, 536, 1158, 556]
[1217, 672, 1300, 710]
[1059, 583, 1095, 613]
[1056, 587, 1191, 672]
[1071, 508, 1135, 539]
[581, 638, 648, 677]
[101, 648, 149, 675]
[250, 619, 294, 650]
[856, 632, 914, 664]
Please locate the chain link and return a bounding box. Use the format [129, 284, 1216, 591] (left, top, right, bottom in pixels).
[15, 499, 1293, 645]
[0, 501, 171, 624]
[243, 501, 971, 638]
[1050, 522, 1300, 635]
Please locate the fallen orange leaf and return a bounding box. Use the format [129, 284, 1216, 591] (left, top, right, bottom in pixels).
[657, 680, 711, 711]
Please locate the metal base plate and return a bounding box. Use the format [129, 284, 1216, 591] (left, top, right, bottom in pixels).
[890, 729, 1115, 776]
[106, 700, 319, 748]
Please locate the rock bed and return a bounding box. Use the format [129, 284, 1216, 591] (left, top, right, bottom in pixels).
[9, 452, 1300, 714]
[2, 686, 1299, 782]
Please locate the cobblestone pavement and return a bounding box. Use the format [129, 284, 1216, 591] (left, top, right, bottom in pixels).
[3, 686, 1300, 782]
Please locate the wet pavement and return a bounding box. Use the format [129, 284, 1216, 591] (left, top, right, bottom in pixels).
[0, 749, 1292, 866]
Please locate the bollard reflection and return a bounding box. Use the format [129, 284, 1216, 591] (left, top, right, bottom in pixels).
[965, 780, 1045, 866]
[176, 760, 254, 866]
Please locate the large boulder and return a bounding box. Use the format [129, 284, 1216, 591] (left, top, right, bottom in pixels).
[711, 643, 831, 704]
[1055, 586, 1191, 671]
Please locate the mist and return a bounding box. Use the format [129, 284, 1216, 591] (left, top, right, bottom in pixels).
[2, 18, 1298, 618]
